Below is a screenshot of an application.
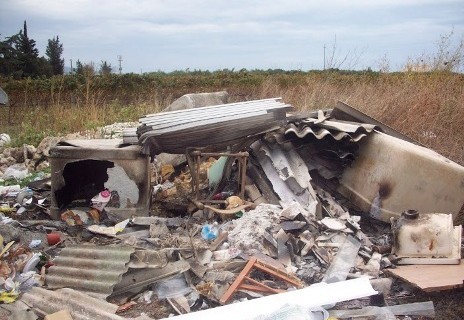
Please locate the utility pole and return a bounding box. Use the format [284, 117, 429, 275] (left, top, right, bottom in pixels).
[70, 59, 73, 74]
[117, 55, 123, 74]
[323, 45, 326, 70]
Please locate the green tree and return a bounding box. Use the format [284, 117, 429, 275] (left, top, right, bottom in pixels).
[99, 60, 112, 75]
[0, 33, 22, 77]
[75, 59, 84, 75]
[17, 20, 40, 77]
[46, 36, 64, 75]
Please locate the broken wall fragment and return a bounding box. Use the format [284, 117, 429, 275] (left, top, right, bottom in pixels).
[49, 139, 151, 220]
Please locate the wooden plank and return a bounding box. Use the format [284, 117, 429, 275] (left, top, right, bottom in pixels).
[385, 260, 464, 292]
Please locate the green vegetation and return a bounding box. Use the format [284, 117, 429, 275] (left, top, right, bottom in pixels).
[1, 70, 463, 166]
[0, 21, 64, 78]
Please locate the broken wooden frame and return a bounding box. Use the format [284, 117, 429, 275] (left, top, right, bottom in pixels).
[219, 257, 303, 305]
[186, 150, 249, 200]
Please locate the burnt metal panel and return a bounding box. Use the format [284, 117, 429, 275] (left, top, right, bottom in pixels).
[46, 245, 135, 299]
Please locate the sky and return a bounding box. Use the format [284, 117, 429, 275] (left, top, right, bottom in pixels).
[1, 0, 463, 73]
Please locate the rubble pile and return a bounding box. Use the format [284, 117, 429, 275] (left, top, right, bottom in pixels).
[1, 95, 463, 319]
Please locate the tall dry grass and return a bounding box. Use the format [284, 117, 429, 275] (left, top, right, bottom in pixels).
[1, 71, 463, 165]
[254, 72, 464, 165]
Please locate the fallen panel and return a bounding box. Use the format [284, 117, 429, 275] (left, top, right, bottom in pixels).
[330, 301, 435, 318]
[163, 277, 376, 320]
[46, 245, 135, 299]
[137, 98, 291, 155]
[251, 140, 319, 219]
[385, 261, 464, 292]
[338, 131, 464, 223]
[21, 287, 124, 320]
[322, 235, 361, 283]
[330, 101, 419, 145]
[111, 260, 191, 296]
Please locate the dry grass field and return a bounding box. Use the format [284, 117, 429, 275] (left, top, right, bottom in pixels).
[1, 71, 463, 165]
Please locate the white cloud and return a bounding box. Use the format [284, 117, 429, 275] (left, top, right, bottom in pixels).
[0, 0, 463, 72]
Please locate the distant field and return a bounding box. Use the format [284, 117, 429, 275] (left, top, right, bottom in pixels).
[1, 70, 463, 165]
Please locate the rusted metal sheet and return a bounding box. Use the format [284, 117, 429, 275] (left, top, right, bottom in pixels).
[21, 287, 124, 320]
[137, 98, 292, 155]
[46, 245, 135, 299]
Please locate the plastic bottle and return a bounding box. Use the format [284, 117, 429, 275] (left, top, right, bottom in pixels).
[23, 253, 42, 272]
[201, 222, 219, 240]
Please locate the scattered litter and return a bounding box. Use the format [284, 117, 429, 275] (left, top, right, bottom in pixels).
[201, 223, 219, 241]
[1, 97, 463, 319]
[87, 219, 130, 236]
[155, 274, 192, 299]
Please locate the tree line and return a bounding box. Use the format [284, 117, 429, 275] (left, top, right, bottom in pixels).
[0, 21, 113, 79]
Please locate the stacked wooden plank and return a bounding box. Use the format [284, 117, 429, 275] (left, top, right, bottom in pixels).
[136, 98, 292, 156]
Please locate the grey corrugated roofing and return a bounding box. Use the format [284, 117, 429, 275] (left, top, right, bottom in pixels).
[137, 98, 292, 155]
[46, 244, 135, 299]
[285, 116, 377, 142]
[21, 287, 126, 320]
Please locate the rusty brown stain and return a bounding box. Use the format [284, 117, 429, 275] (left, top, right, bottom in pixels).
[378, 182, 393, 199]
[410, 232, 420, 243]
[429, 239, 435, 251]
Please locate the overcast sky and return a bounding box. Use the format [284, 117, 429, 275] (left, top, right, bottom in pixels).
[1, 0, 463, 73]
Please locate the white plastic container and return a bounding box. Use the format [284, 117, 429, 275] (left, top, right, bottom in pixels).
[391, 211, 461, 264]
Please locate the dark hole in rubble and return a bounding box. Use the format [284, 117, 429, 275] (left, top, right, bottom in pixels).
[55, 159, 114, 209]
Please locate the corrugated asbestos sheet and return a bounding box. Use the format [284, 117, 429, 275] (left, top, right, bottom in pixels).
[285, 118, 376, 142]
[281, 112, 378, 183]
[137, 98, 292, 155]
[250, 140, 320, 220]
[21, 287, 125, 320]
[46, 245, 135, 299]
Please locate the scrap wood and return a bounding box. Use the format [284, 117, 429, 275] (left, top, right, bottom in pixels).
[203, 201, 255, 219]
[385, 261, 464, 292]
[219, 257, 303, 304]
[116, 301, 137, 313]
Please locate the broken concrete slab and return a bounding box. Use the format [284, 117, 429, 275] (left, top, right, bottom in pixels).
[49, 139, 151, 220]
[163, 91, 229, 112]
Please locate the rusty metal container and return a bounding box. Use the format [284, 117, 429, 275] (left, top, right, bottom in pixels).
[337, 131, 464, 223]
[49, 139, 150, 220]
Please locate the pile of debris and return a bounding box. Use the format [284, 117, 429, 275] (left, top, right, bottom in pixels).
[1, 93, 463, 319]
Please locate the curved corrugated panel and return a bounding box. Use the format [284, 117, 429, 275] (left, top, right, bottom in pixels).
[21, 287, 125, 320]
[285, 123, 368, 142]
[46, 245, 135, 299]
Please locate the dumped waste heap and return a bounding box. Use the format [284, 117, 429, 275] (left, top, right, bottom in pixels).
[1, 93, 464, 319]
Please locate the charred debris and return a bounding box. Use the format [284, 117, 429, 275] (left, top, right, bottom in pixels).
[1, 93, 464, 319]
